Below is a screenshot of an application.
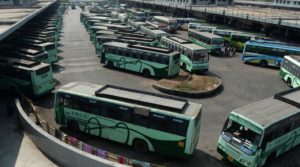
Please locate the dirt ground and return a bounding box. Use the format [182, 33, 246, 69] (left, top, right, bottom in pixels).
[158, 70, 220, 92]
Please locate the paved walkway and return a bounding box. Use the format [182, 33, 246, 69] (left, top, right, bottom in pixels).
[0, 96, 56, 167]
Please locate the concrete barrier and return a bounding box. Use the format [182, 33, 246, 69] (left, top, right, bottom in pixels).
[15, 99, 128, 167]
[152, 78, 222, 98]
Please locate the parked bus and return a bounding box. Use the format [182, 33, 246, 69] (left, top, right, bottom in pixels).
[89, 26, 136, 42]
[2, 44, 50, 63]
[176, 18, 197, 30]
[95, 35, 158, 54]
[127, 19, 146, 30]
[160, 36, 209, 73]
[100, 42, 180, 78]
[16, 33, 57, 43]
[0, 57, 55, 96]
[148, 16, 178, 33]
[127, 9, 147, 21]
[140, 25, 168, 40]
[188, 23, 218, 32]
[279, 56, 300, 88]
[4, 40, 58, 64]
[89, 24, 133, 35]
[227, 32, 267, 52]
[54, 82, 202, 157]
[212, 29, 238, 38]
[217, 88, 300, 167]
[18, 30, 59, 43]
[117, 13, 128, 23]
[188, 29, 224, 56]
[241, 40, 300, 67]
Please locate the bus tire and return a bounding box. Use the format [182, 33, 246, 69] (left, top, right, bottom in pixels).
[107, 61, 114, 69]
[67, 120, 80, 133]
[182, 63, 187, 71]
[142, 69, 151, 77]
[260, 60, 268, 68]
[133, 139, 148, 153]
[287, 78, 292, 87]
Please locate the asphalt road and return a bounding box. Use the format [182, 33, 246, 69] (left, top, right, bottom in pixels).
[35, 8, 300, 167]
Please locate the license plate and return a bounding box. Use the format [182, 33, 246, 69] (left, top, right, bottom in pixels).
[227, 155, 234, 162]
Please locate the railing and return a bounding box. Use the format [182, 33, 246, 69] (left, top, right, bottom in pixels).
[19, 94, 163, 167]
[128, 0, 300, 29]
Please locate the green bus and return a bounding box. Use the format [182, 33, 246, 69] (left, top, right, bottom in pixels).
[226, 32, 267, 52]
[91, 28, 141, 43]
[89, 25, 135, 40]
[100, 42, 180, 78]
[16, 33, 57, 44]
[4, 40, 58, 64]
[188, 29, 224, 56]
[217, 88, 300, 167]
[54, 82, 202, 157]
[127, 9, 147, 21]
[19, 30, 59, 43]
[280, 56, 300, 88]
[140, 25, 168, 40]
[2, 44, 49, 63]
[0, 57, 55, 96]
[95, 34, 158, 53]
[127, 19, 146, 30]
[160, 36, 209, 73]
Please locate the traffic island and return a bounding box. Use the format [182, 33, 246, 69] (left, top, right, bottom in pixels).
[153, 71, 222, 98]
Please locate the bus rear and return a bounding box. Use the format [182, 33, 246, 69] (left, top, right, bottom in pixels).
[217, 113, 263, 167]
[42, 43, 58, 63]
[168, 52, 181, 77]
[32, 64, 56, 96]
[184, 106, 202, 156]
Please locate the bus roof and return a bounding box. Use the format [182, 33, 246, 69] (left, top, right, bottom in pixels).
[58, 82, 201, 117]
[103, 41, 175, 54]
[231, 88, 300, 130]
[153, 16, 177, 22]
[0, 56, 46, 70]
[168, 36, 189, 44]
[190, 29, 223, 39]
[246, 40, 300, 51]
[182, 43, 208, 51]
[285, 55, 300, 67]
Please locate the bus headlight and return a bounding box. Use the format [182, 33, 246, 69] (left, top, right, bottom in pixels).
[178, 141, 185, 148]
[240, 159, 250, 166]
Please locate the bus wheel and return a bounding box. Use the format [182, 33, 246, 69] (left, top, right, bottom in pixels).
[107, 61, 114, 69]
[67, 120, 80, 133]
[287, 78, 292, 87]
[260, 60, 268, 68]
[142, 69, 151, 77]
[133, 139, 148, 153]
[182, 63, 187, 71]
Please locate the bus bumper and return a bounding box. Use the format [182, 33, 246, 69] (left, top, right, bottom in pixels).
[217, 147, 248, 167]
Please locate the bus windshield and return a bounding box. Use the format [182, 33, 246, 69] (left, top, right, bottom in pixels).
[193, 51, 207, 62]
[222, 119, 261, 155]
[212, 39, 223, 45]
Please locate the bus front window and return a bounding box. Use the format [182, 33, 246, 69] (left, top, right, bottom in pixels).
[193, 51, 208, 62]
[222, 119, 261, 155]
[212, 39, 224, 46]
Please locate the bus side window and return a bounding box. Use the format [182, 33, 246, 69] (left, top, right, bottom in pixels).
[261, 132, 273, 150]
[63, 96, 72, 108]
[149, 113, 169, 132]
[169, 118, 188, 136]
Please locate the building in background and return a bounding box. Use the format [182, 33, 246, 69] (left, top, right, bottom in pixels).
[0, 0, 37, 6]
[162, 0, 234, 6]
[273, 0, 300, 8]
